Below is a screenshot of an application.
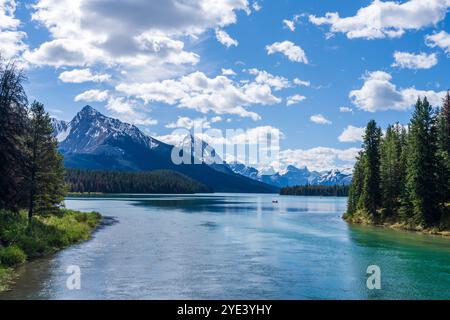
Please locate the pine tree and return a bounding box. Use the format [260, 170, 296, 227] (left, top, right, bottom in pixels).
[360, 120, 382, 219]
[347, 151, 365, 216]
[406, 98, 440, 227]
[0, 59, 28, 211]
[26, 101, 66, 221]
[436, 91, 450, 206]
[380, 123, 404, 217]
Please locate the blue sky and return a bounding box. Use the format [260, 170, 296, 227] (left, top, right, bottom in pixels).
[2, 0, 449, 171]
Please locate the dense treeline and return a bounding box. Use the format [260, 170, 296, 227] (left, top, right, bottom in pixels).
[345, 95, 450, 230]
[65, 169, 212, 194]
[0, 59, 66, 220]
[280, 185, 349, 197]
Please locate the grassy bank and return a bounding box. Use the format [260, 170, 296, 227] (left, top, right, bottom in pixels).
[0, 209, 101, 292]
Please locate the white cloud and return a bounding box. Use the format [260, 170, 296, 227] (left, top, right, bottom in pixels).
[286, 94, 306, 106]
[248, 68, 290, 90]
[283, 19, 296, 32]
[211, 116, 222, 123]
[106, 96, 157, 125]
[279, 147, 360, 171]
[266, 41, 308, 64]
[74, 89, 109, 102]
[392, 51, 438, 69]
[221, 68, 236, 76]
[252, 1, 261, 12]
[0, 0, 27, 59]
[310, 114, 332, 125]
[283, 14, 302, 32]
[340, 107, 353, 113]
[215, 29, 238, 47]
[339, 125, 365, 142]
[293, 78, 311, 87]
[116, 71, 283, 121]
[165, 116, 211, 129]
[426, 30, 450, 53]
[58, 68, 111, 83]
[350, 70, 447, 112]
[309, 0, 450, 40]
[26, 0, 251, 75]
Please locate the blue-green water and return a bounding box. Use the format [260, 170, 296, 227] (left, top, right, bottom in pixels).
[2, 194, 449, 299]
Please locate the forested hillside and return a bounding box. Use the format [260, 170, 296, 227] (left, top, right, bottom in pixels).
[345, 95, 450, 232]
[66, 169, 212, 194]
[280, 185, 349, 197]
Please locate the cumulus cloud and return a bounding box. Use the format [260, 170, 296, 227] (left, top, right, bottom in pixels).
[286, 94, 306, 106]
[26, 0, 251, 74]
[106, 96, 157, 125]
[248, 68, 290, 90]
[392, 51, 438, 69]
[221, 68, 236, 76]
[426, 30, 450, 53]
[350, 71, 447, 112]
[165, 116, 211, 129]
[279, 147, 360, 172]
[58, 68, 111, 83]
[339, 125, 365, 142]
[0, 0, 27, 59]
[293, 78, 311, 87]
[266, 41, 308, 64]
[74, 89, 109, 102]
[309, 0, 450, 40]
[116, 71, 283, 121]
[310, 114, 332, 124]
[215, 29, 238, 47]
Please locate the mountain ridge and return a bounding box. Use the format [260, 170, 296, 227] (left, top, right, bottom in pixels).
[52, 106, 278, 193]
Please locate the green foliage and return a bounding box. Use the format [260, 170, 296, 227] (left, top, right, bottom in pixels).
[65, 168, 212, 194]
[0, 246, 26, 267]
[0, 209, 101, 267]
[0, 59, 28, 211]
[25, 101, 67, 219]
[346, 96, 450, 231]
[360, 120, 382, 218]
[280, 184, 349, 197]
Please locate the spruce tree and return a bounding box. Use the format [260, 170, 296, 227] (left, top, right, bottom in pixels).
[0, 59, 28, 211]
[347, 151, 365, 216]
[380, 123, 404, 217]
[360, 120, 382, 219]
[406, 98, 440, 227]
[26, 101, 66, 220]
[436, 91, 450, 206]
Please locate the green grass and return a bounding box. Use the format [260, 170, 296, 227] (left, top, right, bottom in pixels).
[0, 208, 101, 292]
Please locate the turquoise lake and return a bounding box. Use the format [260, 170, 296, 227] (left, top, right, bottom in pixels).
[1, 193, 449, 299]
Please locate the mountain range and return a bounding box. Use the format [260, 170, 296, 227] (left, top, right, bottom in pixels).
[51, 106, 277, 193]
[52, 106, 352, 192]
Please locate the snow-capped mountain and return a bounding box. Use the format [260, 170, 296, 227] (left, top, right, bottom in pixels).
[51, 106, 277, 193]
[229, 163, 352, 187]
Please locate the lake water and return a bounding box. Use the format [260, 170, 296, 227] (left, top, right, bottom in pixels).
[1, 193, 449, 300]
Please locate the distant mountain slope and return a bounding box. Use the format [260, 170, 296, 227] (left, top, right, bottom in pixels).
[52, 106, 278, 193]
[228, 163, 352, 187]
[65, 169, 212, 194]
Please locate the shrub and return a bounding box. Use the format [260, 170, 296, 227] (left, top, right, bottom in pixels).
[0, 246, 27, 267]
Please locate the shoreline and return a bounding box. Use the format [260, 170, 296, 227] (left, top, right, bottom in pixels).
[343, 216, 450, 238]
[0, 209, 102, 293]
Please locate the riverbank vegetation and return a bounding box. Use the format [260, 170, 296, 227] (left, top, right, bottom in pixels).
[345, 94, 450, 234]
[0, 59, 101, 291]
[65, 169, 212, 194]
[280, 185, 349, 197]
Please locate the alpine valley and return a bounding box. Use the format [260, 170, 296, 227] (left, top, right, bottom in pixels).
[51, 106, 352, 192]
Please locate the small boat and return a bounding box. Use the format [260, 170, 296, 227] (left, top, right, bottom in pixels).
[272, 200, 279, 204]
